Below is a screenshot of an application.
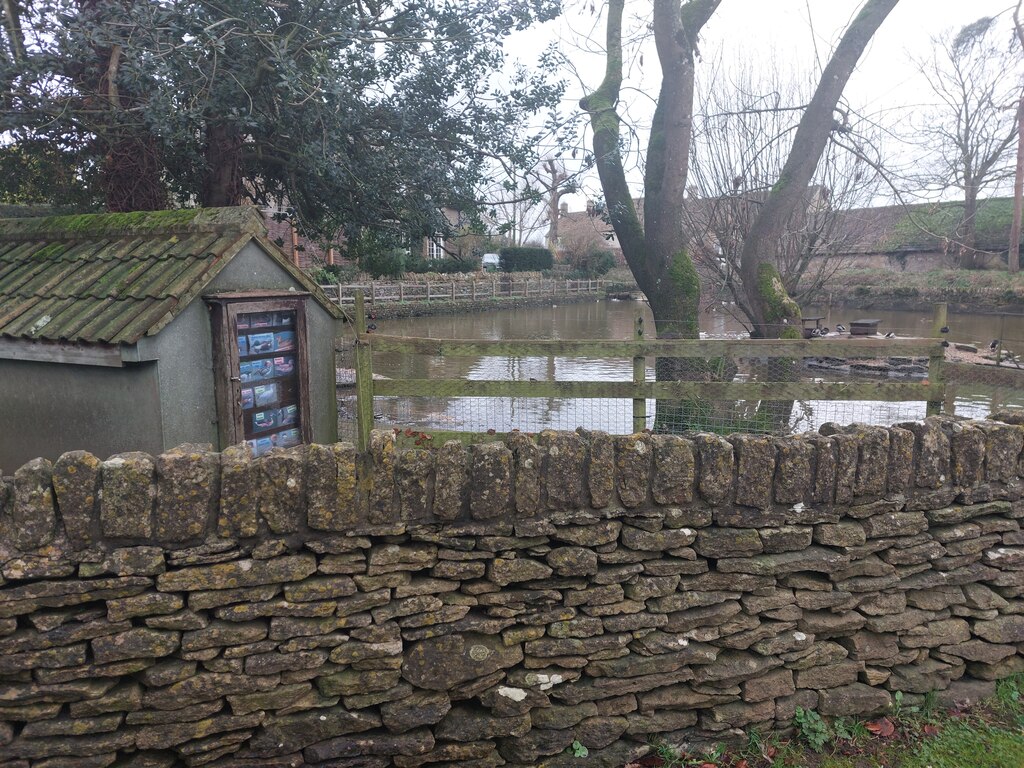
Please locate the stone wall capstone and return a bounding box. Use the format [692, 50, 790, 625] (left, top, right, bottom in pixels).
[1, 416, 1024, 766]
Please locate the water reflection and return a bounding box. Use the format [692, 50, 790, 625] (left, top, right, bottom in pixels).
[348, 300, 1024, 435]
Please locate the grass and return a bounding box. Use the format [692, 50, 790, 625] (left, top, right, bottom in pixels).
[631, 675, 1024, 768]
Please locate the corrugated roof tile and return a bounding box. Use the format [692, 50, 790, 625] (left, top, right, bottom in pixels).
[0, 206, 338, 345]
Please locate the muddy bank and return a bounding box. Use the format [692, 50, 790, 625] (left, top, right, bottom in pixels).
[815, 270, 1024, 315]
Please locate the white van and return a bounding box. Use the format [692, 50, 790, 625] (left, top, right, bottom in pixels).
[481, 253, 500, 270]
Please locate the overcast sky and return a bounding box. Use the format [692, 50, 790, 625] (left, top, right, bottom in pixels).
[506, 0, 1018, 210]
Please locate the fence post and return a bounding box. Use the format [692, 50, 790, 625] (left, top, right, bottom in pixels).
[927, 302, 948, 417]
[426, 280, 431, 302]
[451, 281, 456, 301]
[930, 302, 947, 338]
[633, 316, 647, 433]
[353, 291, 374, 453]
[996, 313, 1007, 367]
[472, 280, 477, 301]
[492, 279, 497, 298]
[369, 282, 376, 305]
[399, 282, 404, 302]
[337, 280, 343, 305]
[927, 341, 945, 418]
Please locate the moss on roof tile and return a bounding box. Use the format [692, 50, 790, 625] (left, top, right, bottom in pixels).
[0, 207, 265, 242]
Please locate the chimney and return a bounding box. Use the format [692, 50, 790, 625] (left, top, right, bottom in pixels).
[559, 202, 568, 216]
[586, 199, 595, 216]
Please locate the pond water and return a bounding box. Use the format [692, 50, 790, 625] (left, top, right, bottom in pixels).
[341, 299, 1024, 436]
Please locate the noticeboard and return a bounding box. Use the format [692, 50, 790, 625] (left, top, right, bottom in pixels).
[207, 294, 312, 453]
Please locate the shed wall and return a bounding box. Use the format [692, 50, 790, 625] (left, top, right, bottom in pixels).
[0, 358, 162, 468]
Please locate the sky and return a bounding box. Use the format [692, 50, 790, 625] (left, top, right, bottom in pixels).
[505, 0, 1019, 212]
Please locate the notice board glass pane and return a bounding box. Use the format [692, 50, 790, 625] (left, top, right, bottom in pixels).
[236, 309, 302, 456]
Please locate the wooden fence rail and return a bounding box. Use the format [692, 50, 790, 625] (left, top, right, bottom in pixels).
[320, 278, 607, 305]
[343, 291, 947, 450]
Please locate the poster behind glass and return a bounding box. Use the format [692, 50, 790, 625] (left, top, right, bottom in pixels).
[237, 310, 302, 457]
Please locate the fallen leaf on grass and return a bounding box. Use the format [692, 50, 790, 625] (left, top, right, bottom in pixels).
[866, 717, 896, 738]
[734, 760, 749, 768]
[922, 724, 940, 736]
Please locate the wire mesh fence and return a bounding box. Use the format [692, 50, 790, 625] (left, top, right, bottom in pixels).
[335, 302, 1024, 445]
[942, 312, 1024, 421]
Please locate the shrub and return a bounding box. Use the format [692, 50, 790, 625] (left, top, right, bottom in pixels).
[309, 263, 358, 285]
[567, 247, 615, 279]
[499, 246, 552, 272]
[360, 247, 407, 278]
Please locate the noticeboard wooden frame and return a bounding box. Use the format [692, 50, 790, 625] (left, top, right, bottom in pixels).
[206, 292, 313, 451]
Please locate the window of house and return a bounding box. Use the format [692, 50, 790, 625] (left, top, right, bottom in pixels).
[428, 237, 445, 260]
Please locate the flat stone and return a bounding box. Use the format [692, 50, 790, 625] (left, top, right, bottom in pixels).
[435, 705, 530, 741]
[974, 615, 1024, 644]
[718, 546, 848, 576]
[247, 708, 381, 756]
[156, 554, 316, 591]
[91, 629, 179, 664]
[818, 683, 891, 717]
[380, 690, 451, 733]
[402, 633, 523, 690]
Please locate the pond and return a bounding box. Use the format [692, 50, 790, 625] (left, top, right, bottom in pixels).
[339, 299, 1024, 437]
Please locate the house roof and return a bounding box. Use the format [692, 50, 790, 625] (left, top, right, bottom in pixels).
[0, 206, 341, 346]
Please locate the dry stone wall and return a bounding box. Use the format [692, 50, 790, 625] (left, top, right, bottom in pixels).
[2, 417, 1024, 767]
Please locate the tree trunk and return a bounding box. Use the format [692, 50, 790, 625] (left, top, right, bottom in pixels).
[74, 0, 167, 211]
[959, 182, 980, 268]
[201, 123, 245, 208]
[1011, 98, 1024, 274]
[581, 0, 721, 433]
[737, 0, 899, 338]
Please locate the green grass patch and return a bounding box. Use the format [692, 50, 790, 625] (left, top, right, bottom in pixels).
[903, 719, 1024, 768]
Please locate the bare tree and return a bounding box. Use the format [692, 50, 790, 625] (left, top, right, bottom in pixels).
[580, 0, 899, 345]
[481, 158, 577, 247]
[683, 57, 884, 330]
[913, 16, 1021, 268]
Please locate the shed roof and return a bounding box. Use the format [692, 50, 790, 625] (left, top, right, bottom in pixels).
[0, 206, 341, 346]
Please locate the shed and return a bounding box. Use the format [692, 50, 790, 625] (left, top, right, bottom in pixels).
[0, 207, 343, 469]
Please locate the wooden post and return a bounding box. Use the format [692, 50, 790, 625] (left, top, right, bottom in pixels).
[930, 302, 948, 339]
[632, 316, 647, 433]
[337, 280, 343, 305]
[353, 291, 374, 452]
[996, 313, 1007, 367]
[426, 281, 431, 302]
[928, 302, 948, 416]
[370, 281, 376, 305]
[399, 282, 404, 302]
[492, 279, 497, 298]
[927, 341, 945, 417]
[451, 281, 456, 301]
[472, 281, 477, 300]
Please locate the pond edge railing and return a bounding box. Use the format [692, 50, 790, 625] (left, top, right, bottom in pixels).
[320, 277, 609, 306]
[343, 292, 954, 451]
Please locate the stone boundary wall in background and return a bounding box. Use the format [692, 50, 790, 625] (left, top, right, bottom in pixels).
[2, 417, 1024, 767]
